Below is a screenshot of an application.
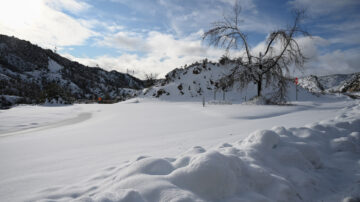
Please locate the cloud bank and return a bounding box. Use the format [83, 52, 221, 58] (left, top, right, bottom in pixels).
[1, 0, 359, 78]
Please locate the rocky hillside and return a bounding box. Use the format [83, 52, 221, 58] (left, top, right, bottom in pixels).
[299, 73, 360, 93]
[339, 73, 360, 92]
[297, 75, 324, 93]
[0, 34, 144, 108]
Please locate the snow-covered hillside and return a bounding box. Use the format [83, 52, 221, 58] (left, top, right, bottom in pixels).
[318, 74, 353, 91]
[141, 60, 318, 103]
[297, 75, 324, 93]
[340, 73, 360, 93]
[299, 73, 360, 94]
[0, 96, 359, 202]
[0, 34, 143, 108]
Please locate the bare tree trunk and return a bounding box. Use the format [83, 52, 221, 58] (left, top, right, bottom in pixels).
[257, 81, 262, 97]
[257, 74, 262, 97]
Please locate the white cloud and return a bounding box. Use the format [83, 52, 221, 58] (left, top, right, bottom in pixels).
[2, 0, 356, 78]
[73, 29, 340, 78]
[65, 30, 359, 79]
[97, 31, 148, 52]
[223, 34, 358, 77]
[157, 0, 270, 36]
[329, 33, 360, 45]
[220, 0, 257, 12]
[64, 31, 226, 78]
[0, 0, 94, 48]
[269, 36, 360, 76]
[249, 35, 327, 60]
[45, 0, 91, 14]
[304, 48, 360, 76]
[319, 20, 360, 45]
[97, 30, 224, 58]
[297, 36, 329, 57]
[289, 0, 360, 46]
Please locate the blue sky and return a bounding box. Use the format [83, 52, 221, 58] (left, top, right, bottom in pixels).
[0, 0, 359, 78]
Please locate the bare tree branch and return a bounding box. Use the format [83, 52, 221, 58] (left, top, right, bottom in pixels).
[203, 1, 309, 103]
[203, 1, 252, 63]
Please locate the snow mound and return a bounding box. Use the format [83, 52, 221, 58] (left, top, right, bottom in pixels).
[141, 61, 320, 103]
[30, 102, 360, 202]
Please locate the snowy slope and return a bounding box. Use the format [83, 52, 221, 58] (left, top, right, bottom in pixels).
[339, 73, 360, 93]
[299, 73, 360, 93]
[141, 61, 319, 103]
[0, 96, 358, 202]
[318, 74, 354, 91]
[0, 34, 143, 107]
[297, 75, 324, 93]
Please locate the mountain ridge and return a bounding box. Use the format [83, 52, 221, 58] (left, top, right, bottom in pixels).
[298, 73, 360, 93]
[0, 34, 144, 108]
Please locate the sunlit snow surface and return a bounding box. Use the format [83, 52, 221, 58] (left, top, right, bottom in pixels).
[0, 96, 359, 202]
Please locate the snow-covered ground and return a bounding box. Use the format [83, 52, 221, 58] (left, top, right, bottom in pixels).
[0, 96, 359, 201]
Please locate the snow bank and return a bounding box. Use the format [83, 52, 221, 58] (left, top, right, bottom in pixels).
[30, 101, 360, 202]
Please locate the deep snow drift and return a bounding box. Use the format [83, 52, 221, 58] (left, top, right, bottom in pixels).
[0, 96, 359, 202]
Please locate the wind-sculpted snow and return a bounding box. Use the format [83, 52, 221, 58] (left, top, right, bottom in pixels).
[31, 102, 360, 202]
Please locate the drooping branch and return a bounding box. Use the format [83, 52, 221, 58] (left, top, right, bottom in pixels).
[263, 10, 309, 72]
[203, 1, 309, 102]
[202, 1, 252, 63]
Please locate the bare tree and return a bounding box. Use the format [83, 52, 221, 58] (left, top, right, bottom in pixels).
[203, 1, 309, 103]
[144, 73, 159, 87]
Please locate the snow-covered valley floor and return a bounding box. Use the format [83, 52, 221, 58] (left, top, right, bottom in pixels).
[0, 96, 359, 202]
